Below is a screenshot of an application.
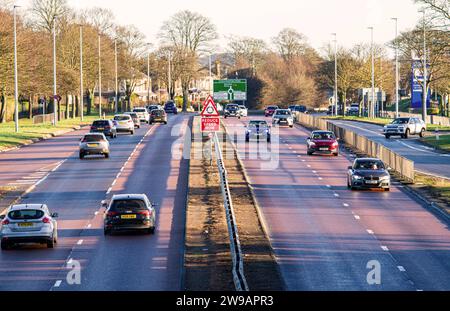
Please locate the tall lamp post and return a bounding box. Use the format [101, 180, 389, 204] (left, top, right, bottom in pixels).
[391, 18, 400, 118]
[420, 9, 428, 123]
[147, 44, 151, 105]
[332, 33, 338, 116]
[13, 5, 20, 133]
[80, 26, 84, 121]
[368, 26, 375, 119]
[98, 35, 102, 118]
[114, 39, 118, 113]
[53, 16, 58, 125]
[168, 51, 172, 101]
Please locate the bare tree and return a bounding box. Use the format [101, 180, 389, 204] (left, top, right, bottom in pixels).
[159, 10, 217, 111]
[30, 0, 70, 33]
[415, 0, 449, 28]
[80, 7, 115, 36]
[227, 36, 267, 74]
[272, 28, 309, 61]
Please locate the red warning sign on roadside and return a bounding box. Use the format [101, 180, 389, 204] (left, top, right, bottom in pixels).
[201, 117, 220, 132]
[201, 95, 220, 117]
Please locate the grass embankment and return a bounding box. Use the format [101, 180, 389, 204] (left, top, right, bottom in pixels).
[324, 116, 450, 131]
[422, 135, 450, 152]
[0, 115, 113, 151]
[414, 174, 450, 215]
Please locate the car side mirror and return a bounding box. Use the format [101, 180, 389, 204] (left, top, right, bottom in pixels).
[51, 213, 59, 218]
[348, 166, 353, 170]
[101, 200, 108, 208]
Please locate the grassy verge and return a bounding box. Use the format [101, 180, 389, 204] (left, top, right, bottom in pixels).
[413, 174, 450, 215]
[323, 116, 450, 131]
[422, 135, 450, 152]
[0, 115, 113, 151]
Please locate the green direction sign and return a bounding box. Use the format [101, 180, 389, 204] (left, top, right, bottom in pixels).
[213, 79, 247, 101]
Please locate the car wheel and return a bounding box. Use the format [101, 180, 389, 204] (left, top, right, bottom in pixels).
[289, 125, 293, 128]
[1, 240, 10, 250]
[130, 130, 134, 135]
[224, 116, 228, 119]
[104, 153, 110, 159]
[110, 133, 114, 139]
[384, 188, 390, 192]
[420, 128, 425, 138]
[334, 153, 339, 157]
[245, 137, 250, 142]
[104, 228, 111, 236]
[147, 227, 156, 235]
[385, 135, 390, 139]
[47, 239, 55, 249]
[307, 151, 313, 156]
[164, 122, 168, 125]
[79, 152, 84, 159]
[404, 129, 410, 139]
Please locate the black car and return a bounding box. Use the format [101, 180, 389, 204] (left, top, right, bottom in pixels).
[90, 120, 117, 138]
[347, 158, 391, 191]
[164, 101, 178, 114]
[224, 104, 241, 119]
[103, 194, 156, 235]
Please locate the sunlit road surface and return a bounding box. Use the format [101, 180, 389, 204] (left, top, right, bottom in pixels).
[224, 117, 450, 291]
[0, 115, 190, 291]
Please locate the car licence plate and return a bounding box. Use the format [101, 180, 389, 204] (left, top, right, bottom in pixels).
[87, 143, 98, 147]
[18, 222, 33, 227]
[365, 180, 378, 184]
[121, 214, 137, 219]
[97, 128, 104, 131]
[320, 148, 329, 151]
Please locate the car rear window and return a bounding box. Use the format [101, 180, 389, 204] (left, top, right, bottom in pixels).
[8, 209, 44, 220]
[114, 115, 130, 121]
[133, 108, 146, 112]
[152, 110, 164, 116]
[83, 135, 104, 142]
[93, 120, 109, 126]
[110, 199, 147, 211]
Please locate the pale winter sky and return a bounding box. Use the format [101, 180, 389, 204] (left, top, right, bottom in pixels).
[21, 0, 423, 52]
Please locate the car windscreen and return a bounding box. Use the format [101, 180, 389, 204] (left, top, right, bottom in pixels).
[312, 132, 335, 140]
[126, 113, 138, 118]
[392, 118, 409, 125]
[275, 110, 290, 115]
[354, 160, 385, 170]
[110, 199, 147, 211]
[114, 116, 130, 121]
[133, 109, 146, 112]
[8, 209, 45, 220]
[93, 120, 109, 126]
[82, 135, 104, 142]
[249, 121, 268, 127]
[226, 105, 238, 110]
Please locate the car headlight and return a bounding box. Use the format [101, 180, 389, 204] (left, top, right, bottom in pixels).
[380, 175, 390, 181]
[352, 175, 363, 180]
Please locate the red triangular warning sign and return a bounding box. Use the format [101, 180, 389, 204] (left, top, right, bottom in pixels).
[201, 96, 219, 117]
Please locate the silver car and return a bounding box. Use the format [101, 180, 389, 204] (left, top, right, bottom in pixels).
[79, 133, 110, 159]
[1, 204, 59, 250]
[133, 107, 150, 124]
[114, 114, 135, 135]
[347, 158, 391, 191]
[383, 117, 426, 139]
[272, 109, 294, 127]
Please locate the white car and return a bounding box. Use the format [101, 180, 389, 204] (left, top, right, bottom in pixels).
[383, 117, 427, 139]
[272, 109, 294, 128]
[114, 114, 135, 135]
[1, 204, 59, 250]
[238, 105, 248, 117]
[133, 107, 150, 124]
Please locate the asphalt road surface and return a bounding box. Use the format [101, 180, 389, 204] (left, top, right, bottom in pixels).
[223, 116, 450, 291]
[0, 115, 190, 291]
[327, 119, 450, 179]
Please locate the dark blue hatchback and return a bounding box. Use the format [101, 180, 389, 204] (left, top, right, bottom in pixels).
[164, 101, 178, 114]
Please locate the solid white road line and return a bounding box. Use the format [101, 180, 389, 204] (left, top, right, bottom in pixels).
[381, 246, 389, 251]
[354, 215, 361, 220]
[398, 266, 406, 272]
[367, 229, 375, 235]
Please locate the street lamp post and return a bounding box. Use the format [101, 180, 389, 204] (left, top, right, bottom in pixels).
[368, 26, 375, 119]
[391, 18, 400, 118]
[98, 35, 102, 118]
[80, 26, 84, 121]
[421, 10, 428, 123]
[147, 48, 151, 105]
[53, 16, 58, 125]
[13, 5, 20, 133]
[332, 33, 338, 117]
[168, 51, 172, 101]
[114, 40, 118, 113]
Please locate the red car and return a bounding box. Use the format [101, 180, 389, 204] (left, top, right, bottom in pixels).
[307, 131, 339, 156]
[265, 106, 279, 117]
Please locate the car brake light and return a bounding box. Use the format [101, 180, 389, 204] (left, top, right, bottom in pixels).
[90, 126, 95, 130]
[107, 211, 118, 217]
[42, 217, 51, 224]
[2, 219, 10, 225]
[105, 126, 111, 129]
[138, 210, 151, 217]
